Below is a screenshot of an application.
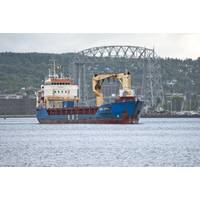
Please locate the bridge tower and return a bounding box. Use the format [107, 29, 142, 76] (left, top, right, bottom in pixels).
[141, 58, 164, 111]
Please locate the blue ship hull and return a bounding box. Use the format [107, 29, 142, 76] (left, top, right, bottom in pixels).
[36, 99, 143, 124]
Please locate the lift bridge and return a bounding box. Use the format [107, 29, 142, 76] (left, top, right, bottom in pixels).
[70, 45, 164, 111]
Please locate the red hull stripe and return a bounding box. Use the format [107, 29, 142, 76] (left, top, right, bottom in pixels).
[38, 118, 139, 124]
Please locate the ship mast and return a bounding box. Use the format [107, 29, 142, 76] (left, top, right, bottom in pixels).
[49, 59, 59, 78]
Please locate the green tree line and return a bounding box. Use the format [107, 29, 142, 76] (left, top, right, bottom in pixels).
[0, 52, 200, 98]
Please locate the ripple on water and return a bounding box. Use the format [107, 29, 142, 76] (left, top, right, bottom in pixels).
[0, 118, 200, 166]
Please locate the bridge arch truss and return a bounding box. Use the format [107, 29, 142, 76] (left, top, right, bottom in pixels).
[79, 45, 156, 59]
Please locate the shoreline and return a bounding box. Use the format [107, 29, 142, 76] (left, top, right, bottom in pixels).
[141, 115, 200, 118]
[0, 115, 35, 118]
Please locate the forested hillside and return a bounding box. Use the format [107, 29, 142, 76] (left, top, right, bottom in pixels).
[0, 52, 75, 93]
[0, 52, 200, 97]
[160, 57, 200, 95]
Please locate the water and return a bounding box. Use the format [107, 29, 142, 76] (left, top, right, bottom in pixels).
[0, 118, 200, 167]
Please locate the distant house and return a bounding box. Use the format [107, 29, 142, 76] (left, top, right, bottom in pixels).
[0, 94, 23, 99]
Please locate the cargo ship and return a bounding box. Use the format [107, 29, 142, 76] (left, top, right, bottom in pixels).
[36, 63, 143, 124]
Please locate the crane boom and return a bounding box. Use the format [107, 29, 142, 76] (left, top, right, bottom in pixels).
[92, 72, 133, 106]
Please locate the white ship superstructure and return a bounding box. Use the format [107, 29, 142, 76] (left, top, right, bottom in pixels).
[36, 62, 79, 109]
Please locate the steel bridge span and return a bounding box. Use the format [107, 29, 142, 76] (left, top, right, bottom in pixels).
[79, 45, 156, 59]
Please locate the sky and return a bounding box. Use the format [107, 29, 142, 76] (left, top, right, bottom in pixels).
[0, 33, 200, 59]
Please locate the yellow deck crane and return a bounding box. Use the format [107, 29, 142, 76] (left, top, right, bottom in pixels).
[92, 72, 134, 106]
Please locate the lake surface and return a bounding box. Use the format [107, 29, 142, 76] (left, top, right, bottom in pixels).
[0, 118, 200, 167]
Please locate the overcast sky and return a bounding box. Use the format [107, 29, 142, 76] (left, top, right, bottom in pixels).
[0, 33, 199, 59]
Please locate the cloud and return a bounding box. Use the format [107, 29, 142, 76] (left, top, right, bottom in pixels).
[0, 33, 199, 59]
